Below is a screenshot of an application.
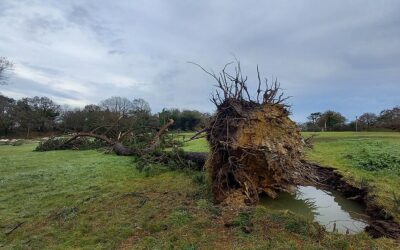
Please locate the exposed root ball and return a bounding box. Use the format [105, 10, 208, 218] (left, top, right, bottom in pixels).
[192, 60, 306, 204]
[207, 99, 304, 204]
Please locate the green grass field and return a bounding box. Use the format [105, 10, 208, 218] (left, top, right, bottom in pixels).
[0, 132, 399, 249]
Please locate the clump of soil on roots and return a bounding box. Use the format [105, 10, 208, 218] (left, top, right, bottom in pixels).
[207, 98, 305, 204]
[191, 60, 308, 205]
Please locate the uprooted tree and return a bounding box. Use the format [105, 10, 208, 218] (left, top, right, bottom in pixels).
[37, 113, 206, 170]
[37, 114, 174, 155]
[190, 61, 306, 205]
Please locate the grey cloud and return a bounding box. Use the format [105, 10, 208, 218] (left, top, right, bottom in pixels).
[2, 76, 82, 101]
[21, 63, 63, 76]
[108, 50, 125, 55]
[0, 0, 399, 122]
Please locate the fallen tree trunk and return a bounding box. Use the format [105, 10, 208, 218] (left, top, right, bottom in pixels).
[183, 152, 208, 168]
[38, 118, 208, 170]
[59, 132, 135, 156]
[56, 119, 175, 156]
[113, 142, 136, 156]
[62, 132, 136, 156]
[62, 132, 115, 146]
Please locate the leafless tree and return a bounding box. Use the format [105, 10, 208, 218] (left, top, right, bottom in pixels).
[132, 98, 151, 114]
[99, 96, 133, 116]
[0, 57, 13, 85]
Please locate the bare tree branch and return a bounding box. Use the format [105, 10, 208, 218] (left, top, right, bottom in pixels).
[190, 59, 290, 106]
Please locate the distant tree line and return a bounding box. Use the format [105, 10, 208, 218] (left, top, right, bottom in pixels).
[1, 92, 398, 136]
[158, 108, 210, 131]
[0, 94, 210, 137]
[300, 107, 400, 132]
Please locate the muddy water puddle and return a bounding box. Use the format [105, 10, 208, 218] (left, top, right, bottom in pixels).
[261, 186, 369, 233]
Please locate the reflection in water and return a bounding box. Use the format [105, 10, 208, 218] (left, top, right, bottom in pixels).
[260, 186, 369, 233]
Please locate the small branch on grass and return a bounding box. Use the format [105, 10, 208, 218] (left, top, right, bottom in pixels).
[304, 134, 317, 148]
[184, 128, 207, 142]
[5, 221, 24, 236]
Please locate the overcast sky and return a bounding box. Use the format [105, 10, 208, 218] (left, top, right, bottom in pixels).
[0, 0, 399, 122]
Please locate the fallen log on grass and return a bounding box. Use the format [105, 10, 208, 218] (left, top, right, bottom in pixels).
[37, 119, 175, 156]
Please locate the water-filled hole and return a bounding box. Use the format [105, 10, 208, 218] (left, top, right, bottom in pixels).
[260, 186, 369, 233]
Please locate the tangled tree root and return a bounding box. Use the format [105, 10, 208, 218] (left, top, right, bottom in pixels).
[206, 99, 306, 204]
[191, 60, 309, 205]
